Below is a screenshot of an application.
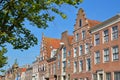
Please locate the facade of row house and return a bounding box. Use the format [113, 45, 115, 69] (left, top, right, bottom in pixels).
[37, 8, 120, 80]
[39, 34, 60, 80]
[71, 8, 100, 80]
[56, 31, 73, 80]
[90, 14, 120, 80]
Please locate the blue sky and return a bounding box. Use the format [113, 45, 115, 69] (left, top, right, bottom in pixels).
[2, 0, 120, 71]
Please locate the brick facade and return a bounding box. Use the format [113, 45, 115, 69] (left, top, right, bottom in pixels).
[34, 8, 120, 80]
[90, 14, 120, 80]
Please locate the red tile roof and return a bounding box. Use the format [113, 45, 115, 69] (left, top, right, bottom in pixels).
[88, 19, 101, 27]
[21, 68, 26, 72]
[43, 37, 60, 58]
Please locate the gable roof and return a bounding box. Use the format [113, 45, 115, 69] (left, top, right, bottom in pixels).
[43, 37, 60, 58]
[88, 19, 101, 27]
[44, 37, 60, 49]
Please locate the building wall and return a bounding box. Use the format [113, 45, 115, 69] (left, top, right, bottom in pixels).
[71, 8, 92, 80]
[34, 8, 120, 80]
[91, 19, 120, 80]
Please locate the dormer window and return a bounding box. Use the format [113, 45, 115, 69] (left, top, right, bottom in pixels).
[51, 49, 57, 58]
[79, 19, 82, 27]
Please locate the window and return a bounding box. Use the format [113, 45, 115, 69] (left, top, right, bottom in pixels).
[75, 33, 79, 41]
[63, 47, 66, 59]
[112, 46, 119, 60]
[95, 51, 100, 64]
[79, 19, 82, 27]
[93, 74, 97, 80]
[74, 48, 77, 57]
[95, 33, 100, 45]
[104, 29, 109, 42]
[82, 30, 86, 39]
[67, 60, 70, 67]
[63, 61, 66, 72]
[68, 51, 71, 57]
[86, 58, 91, 71]
[74, 78, 78, 80]
[106, 73, 111, 80]
[80, 78, 83, 80]
[79, 45, 83, 55]
[79, 60, 83, 72]
[112, 26, 118, 40]
[74, 61, 77, 73]
[85, 43, 89, 54]
[51, 49, 57, 58]
[104, 49, 109, 62]
[114, 72, 120, 80]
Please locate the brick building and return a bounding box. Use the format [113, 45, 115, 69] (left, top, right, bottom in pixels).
[35, 8, 120, 80]
[90, 14, 120, 80]
[56, 31, 73, 80]
[71, 8, 100, 80]
[39, 34, 60, 80]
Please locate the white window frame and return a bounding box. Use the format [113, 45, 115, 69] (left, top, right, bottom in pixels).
[79, 45, 83, 56]
[79, 60, 83, 72]
[74, 61, 77, 73]
[112, 46, 119, 61]
[85, 43, 89, 54]
[74, 48, 77, 57]
[104, 48, 109, 62]
[112, 26, 118, 40]
[86, 58, 91, 71]
[82, 30, 86, 40]
[103, 29, 109, 43]
[95, 51, 100, 64]
[95, 33, 100, 45]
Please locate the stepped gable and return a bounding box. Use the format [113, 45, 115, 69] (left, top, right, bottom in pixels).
[43, 36, 60, 58]
[74, 8, 101, 30]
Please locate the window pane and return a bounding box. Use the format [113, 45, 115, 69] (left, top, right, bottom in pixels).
[106, 73, 111, 80]
[79, 45, 83, 55]
[104, 30, 109, 42]
[82, 30, 86, 39]
[79, 60, 83, 72]
[112, 26, 118, 40]
[63, 47, 66, 58]
[74, 48, 77, 57]
[86, 58, 91, 71]
[104, 49, 109, 62]
[95, 51, 100, 64]
[79, 19, 82, 27]
[85, 43, 89, 54]
[95, 33, 100, 45]
[112, 46, 119, 60]
[114, 72, 120, 80]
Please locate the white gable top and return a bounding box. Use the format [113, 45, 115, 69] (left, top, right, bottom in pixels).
[90, 14, 120, 34]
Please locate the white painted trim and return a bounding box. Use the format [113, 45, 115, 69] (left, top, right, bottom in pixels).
[91, 17, 120, 34]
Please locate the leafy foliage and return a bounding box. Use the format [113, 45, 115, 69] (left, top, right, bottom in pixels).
[0, 0, 82, 68]
[0, 47, 7, 68]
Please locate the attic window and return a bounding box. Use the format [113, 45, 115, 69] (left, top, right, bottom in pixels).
[79, 19, 82, 27]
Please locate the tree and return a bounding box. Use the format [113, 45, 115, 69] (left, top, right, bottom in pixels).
[0, 0, 82, 68]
